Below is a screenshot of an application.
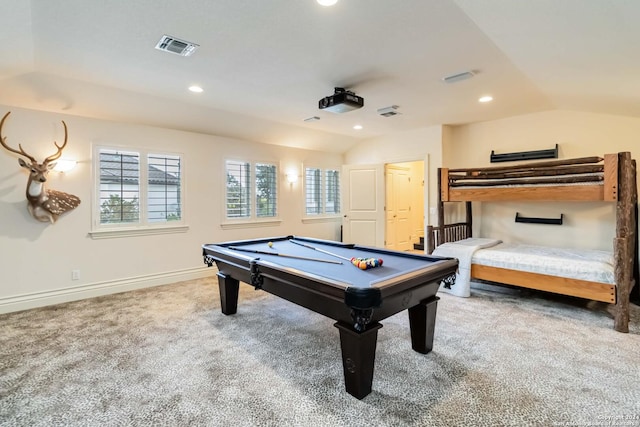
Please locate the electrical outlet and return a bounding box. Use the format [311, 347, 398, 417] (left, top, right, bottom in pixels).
[72, 270, 80, 281]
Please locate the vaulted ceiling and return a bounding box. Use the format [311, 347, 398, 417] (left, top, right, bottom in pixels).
[1, 0, 638, 153]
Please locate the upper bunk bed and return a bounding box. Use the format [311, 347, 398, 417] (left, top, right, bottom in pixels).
[441, 153, 619, 203]
[427, 152, 637, 333]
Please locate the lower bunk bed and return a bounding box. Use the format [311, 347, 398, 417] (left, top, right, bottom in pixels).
[427, 152, 637, 332]
[431, 238, 616, 304]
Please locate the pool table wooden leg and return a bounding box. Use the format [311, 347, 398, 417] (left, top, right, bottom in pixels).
[334, 321, 383, 399]
[408, 296, 440, 354]
[217, 272, 239, 315]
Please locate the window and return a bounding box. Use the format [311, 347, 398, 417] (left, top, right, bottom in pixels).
[99, 150, 140, 224]
[256, 163, 277, 217]
[305, 168, 321, 215]
[225, 160, 278, 220]
[325, 169, 340, 214]
[94, 147, 184, 235]
[305, 167, 340, 216]
[226, 160, 251, 218]
[147, 154, 182, 222]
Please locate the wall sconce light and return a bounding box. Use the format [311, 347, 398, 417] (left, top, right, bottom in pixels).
[286, 172, 298, 184]
[53, 159, 77, 173]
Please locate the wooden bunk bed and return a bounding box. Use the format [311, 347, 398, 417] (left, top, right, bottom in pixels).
[426, 152, 637, 333]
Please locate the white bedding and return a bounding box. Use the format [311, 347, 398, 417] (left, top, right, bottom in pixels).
[472, 243, 615, 285]
[432, 238, 502, 297]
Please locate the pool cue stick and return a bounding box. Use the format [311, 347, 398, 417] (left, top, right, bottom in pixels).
[227, 246, 342, 264]
[288, 239, 352, 261]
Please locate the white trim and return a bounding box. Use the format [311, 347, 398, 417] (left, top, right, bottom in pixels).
[220, 219, 282, 229]
[0, 266, 216, 314]
[301, 215, 342, 224]
[88, 224, 189, 239]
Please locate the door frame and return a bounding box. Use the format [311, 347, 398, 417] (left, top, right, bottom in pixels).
[342, 154, 429, 248]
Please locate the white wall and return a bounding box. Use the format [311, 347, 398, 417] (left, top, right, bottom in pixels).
[4, 107, 637, 312]
[344, 125, 444, 227]
[345, 110, 639, 255]
[447, 110, 640, 251]
[0, 105, 343, 312]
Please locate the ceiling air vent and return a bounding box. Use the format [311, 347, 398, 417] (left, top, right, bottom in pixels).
[155, 35, 199, 57]
[377, 105, 400, 117]
[442, 70, 475, 84]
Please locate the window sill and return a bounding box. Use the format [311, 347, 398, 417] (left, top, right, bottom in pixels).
[88, 224, 190, 239]
[220, 219, 283, 230]
[302, 215, 342, 224]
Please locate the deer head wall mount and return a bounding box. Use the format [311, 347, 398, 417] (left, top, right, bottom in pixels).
[1, 111, 81, 223]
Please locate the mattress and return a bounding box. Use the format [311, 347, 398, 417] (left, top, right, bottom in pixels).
[450, 173, 604, 188]
[471, 243, 615, 285]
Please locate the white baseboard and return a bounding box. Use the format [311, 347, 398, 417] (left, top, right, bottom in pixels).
[0, 266, 217, 315]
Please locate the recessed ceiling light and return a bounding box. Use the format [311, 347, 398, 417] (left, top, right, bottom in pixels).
[353, 124, 363, 130]
[479, 95, 493, 103]
[189, 85, 203, 93]
[317, 0, 338, 6]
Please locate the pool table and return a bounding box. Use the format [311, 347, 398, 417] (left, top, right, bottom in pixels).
[202, 236, 457, 399]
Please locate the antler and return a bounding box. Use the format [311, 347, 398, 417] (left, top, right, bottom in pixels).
[0, 111, 37, 163]
[43, 120, 68, 164]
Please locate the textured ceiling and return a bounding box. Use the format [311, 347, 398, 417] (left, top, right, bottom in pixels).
[0, 0, 638, 153]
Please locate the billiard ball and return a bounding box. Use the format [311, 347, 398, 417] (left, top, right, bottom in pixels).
[268, 241, 273, 248]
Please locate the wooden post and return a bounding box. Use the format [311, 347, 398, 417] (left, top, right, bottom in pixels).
[614, 152, 637, 333]
[632, 175, 640, 304]
[614, 237, 630, 332]
[426, 225, 435, 254]
[439, 168, 449, 202]
[466, 201, 473, 239]
[437, 168, 445, 246]
[633, 159, 639, 305]
[603, 153, 619, 202]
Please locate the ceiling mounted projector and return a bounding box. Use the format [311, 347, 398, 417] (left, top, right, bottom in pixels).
[318, 88, 364, 113]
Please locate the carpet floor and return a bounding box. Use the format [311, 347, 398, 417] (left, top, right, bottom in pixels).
[1, 276, 639, 426]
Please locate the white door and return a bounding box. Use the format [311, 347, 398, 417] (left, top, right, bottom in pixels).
[385, 165, 412, 251]
[341, 164, 384, 247]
